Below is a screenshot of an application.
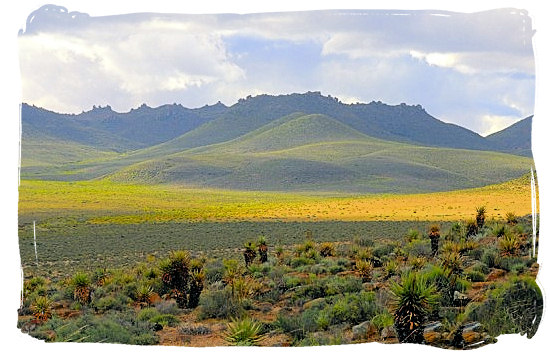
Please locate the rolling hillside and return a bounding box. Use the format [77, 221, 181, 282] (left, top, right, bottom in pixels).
[19, 93, 535, 193]
[107, 113, 533, 193]
[486, 116, 533, 156]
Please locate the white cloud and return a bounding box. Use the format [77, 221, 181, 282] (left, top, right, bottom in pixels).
[480, 115, 523, 136]
[17, 6, 535, 135]
[410, 50, 534, 75]
[19, 18, 245, 112]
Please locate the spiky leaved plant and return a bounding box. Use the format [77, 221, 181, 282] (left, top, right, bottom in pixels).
[390, 271, 439, 344]
[257, 236, 268, 263]
[465, 219, 478, 239]
[223, 259, 242, 298]
[475, 206, 487, 230]
[71, 272, 91, 305]
[224, 317, 266, 346]
[188, 269, 205, 308]
[505, 212, 518, 225]
[160, 250, 191, 308]
[243, 242, 257, 267]
[31, 296, 52, 323]
[384, 260, 399, 280]
[136, 284, 154, 306]
[499, 233, 521, 256]
[356, 260, 374, 282]
[428, 224, 441, 257]
[319, 242, 335, 257]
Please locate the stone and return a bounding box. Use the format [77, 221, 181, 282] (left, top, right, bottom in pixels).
[462, 322, 488, 346]
[381, 326, 399, 343]
[352, 321, 379, 341]
[486, 268, 506, 281]
[453, 291, 470, 306]
[302, 297, 326, 310]
[423, 321, 444, 345]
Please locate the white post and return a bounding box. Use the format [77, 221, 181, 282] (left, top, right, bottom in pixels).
[531, 168, 537, 258]
[33, 221, 38, 266]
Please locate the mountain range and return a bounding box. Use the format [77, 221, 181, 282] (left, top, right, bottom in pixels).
[20, 92, 534, 193]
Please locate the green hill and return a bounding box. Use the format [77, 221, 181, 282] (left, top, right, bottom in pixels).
[486, 116, 533, 156]
[108, 113, 533, 193]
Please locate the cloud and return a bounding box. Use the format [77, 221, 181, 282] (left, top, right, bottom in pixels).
[18, 6, 535, 134]
[480, 115, 524, 136]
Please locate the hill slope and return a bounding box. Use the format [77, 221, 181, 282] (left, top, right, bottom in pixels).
[108, 113, 533, 193]
[486, 116, 533, 156]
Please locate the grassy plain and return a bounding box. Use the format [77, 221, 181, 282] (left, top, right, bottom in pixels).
[19, 174, 534, 225]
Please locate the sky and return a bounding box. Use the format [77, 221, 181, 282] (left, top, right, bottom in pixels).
[17, 5, 536, 136]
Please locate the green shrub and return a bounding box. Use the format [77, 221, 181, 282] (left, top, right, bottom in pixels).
[404, 239, 431, 257]
[155, 300, 181, 315]
[32, 312, 158, 344]
[372, 310, 394, 330]
[319, 291, 379, 326]
[137, 307, 160, 322]
[405, 229, 422, 242]
[373, 243, 396, 258]
[150, 314, 180, 327]
[204, 259, 225, 284]
[283, 275, 302, 290]
[465, 276, 543, 338]
[198, 289, 243, 319]
[291, 256, 315, 268]
[275, 312, 306, 341]
[465, 270, 486, 282]
[481, 248, 500, 268]
[93, 294, 130, 312]
[354, 236, 374, 248]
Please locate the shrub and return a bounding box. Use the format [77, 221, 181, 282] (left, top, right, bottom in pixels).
[492, 224, 509, 238]
[137, 307, 160, 322]
[275, 312, 306, 341]
[34, 312, 158, 344]
[372, 310, 394, 330]
[198, 289, 243, 319]
[224, 317, 265, 346]
[179, 324, 212, 335]
[404, 239, 431, 258]
[481, 248, 500, 268]
[93, 293, 130, 312]
[405, 229, 422, 242]
[354, 236, 374, 248]
[154, 300, 180, 315]
[149, 314, 180, 327]
[464, 269, 486, 282]
[291, 256, 315, 268]
[445, 222, 463, 242]
[319, 291, 379, 326]
[373, 243, 395, 258]
[465, 276, 543, 338]
[204, 259, 225, 284]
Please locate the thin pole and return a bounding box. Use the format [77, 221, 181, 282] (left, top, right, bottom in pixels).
[531, 168, 537, 258]
[33, 221, 38, 266]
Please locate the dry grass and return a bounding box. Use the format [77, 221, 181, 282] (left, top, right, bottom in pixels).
[19, 175, 535, 224]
